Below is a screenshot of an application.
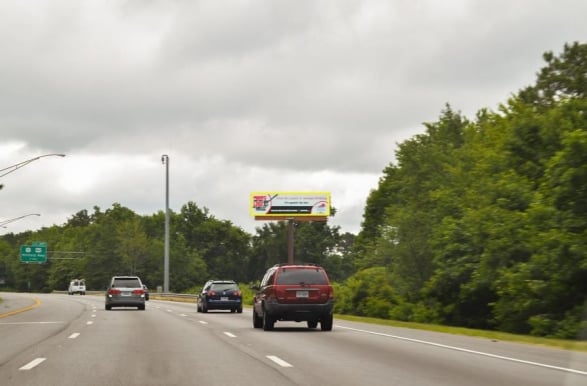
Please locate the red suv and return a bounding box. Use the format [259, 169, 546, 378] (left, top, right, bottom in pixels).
[252, 264, 334, 331]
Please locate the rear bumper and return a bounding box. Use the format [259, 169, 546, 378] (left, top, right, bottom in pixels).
[205, 299, 242, 310]
[106, 296, 145, 307]
[265, 300, 334, 321]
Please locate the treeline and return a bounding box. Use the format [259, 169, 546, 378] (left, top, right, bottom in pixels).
[0, 203, 353, 295]
[342, 42, 587, 339]
[1, 42, 585, 339]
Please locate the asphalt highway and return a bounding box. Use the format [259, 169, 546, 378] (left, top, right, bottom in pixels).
[1, 293, 586, 386]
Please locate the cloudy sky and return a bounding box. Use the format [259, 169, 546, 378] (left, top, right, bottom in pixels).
[1, 0, 586, 236]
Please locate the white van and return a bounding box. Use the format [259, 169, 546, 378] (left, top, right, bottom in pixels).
[68, 279, 86, 295]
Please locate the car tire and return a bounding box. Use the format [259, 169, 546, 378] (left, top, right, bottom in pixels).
[253, 308, 263, 328]
[321, 314, 333, 331]
[196, 304, 201, 312]
[237, 307, 243, 314]
[230, 308, 236, 313]
[262, 307, 274, 331]
[202, 304, 208, 313]
[105, 305, 111, 311]
[307, 321, 318, 329]
[138, 305, 145, 311]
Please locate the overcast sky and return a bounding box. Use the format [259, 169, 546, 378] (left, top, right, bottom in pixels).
[1, 0, 586, 236]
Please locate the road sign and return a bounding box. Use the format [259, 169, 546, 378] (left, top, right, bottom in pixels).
[20, 242, 47, 263]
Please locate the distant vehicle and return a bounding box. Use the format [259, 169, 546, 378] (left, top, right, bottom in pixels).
[252, 263, 334, 331]
[68, 279, 86, 295]
[197, 280, 242, 313]
[105, 276, 146, 310]
[142, 284, 150, 301]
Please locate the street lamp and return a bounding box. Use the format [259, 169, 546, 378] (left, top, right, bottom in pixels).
[0, 213, 41, 227]
[161, 154, 170, 293]
[0, 153, 66, 179]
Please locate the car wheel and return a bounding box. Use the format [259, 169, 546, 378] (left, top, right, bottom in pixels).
[253, 308, 263, 328]
[105, 305, 111, 311]
[202, 304, 208, 313]
[230, 308, 236, 313]
[196, 303, 201, 312]
[138, 305, 145, 311]
[262, 307, 274, 331]
[237, 307, 243, 314]
[307, 321, 318, 329]
[321, 314, 333, 331]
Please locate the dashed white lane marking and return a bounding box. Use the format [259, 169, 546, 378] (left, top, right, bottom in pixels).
[19, 358, 46, 370]
[223, 332, 237, 338]
[267, 355, 293, 368]
[180, 314, 188, 317]
[68, 333, 80, 339]
[167, 309, 173, 313]
[86, 321, 93, 325]
[199, 321, 208, 325]
[336, 325, 587, 376]
[91, 314, 96, 318]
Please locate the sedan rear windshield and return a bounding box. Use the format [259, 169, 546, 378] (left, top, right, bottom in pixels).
[276, 269, 328, 285]
[112, 278, 141, 288]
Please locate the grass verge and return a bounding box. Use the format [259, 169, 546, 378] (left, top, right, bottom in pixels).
[335, 314, 587, 352]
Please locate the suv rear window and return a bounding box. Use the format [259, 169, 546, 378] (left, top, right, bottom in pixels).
[275, 269, 328, 285]
[112, 278, 141, 288]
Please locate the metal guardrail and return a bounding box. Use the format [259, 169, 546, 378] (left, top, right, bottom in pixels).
[55, 290, 198, 302]
[150, 293, 198, 302]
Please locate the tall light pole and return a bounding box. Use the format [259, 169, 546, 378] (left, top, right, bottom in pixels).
[161, 154, 170, 293]
[0, 213, 41, 228]
[0, 153, 66, 178]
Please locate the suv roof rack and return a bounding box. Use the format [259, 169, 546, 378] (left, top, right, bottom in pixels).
[272, 263, 321, 267]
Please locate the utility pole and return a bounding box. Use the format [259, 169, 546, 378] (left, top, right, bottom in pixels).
[162, 154, 170, 293]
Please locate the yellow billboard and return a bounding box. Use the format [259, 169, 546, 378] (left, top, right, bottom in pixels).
[250, 192, 330, 217]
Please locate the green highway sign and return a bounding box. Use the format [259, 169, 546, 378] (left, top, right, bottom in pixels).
[20, 242, 47, 264]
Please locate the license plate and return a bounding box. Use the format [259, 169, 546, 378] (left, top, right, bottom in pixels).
[296, 290, 309, 298]
[221, 297, 228, 301]
[122, 291, 131, 296]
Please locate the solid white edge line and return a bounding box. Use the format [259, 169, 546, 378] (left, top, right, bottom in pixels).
[68, 332, 81, 339]
[19, 358, 46, 370]
[267, 355, 293, 368]
[335, 325, 587, 376]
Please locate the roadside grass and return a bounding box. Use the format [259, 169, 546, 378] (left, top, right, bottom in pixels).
[334, 314, 587, 353]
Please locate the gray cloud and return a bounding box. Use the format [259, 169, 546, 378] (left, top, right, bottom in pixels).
[2, 0, 586, 235]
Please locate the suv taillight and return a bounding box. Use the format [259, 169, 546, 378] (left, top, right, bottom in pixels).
[108, 288, 121, 295]
[132, 289, 145, 295]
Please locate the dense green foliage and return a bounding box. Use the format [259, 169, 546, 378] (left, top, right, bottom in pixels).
[0, 203, 351, 294]
[1, 42, 585, 339]
[348, 42, 587, 339]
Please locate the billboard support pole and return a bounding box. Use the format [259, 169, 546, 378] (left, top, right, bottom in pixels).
[287, 219, 294, 264]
